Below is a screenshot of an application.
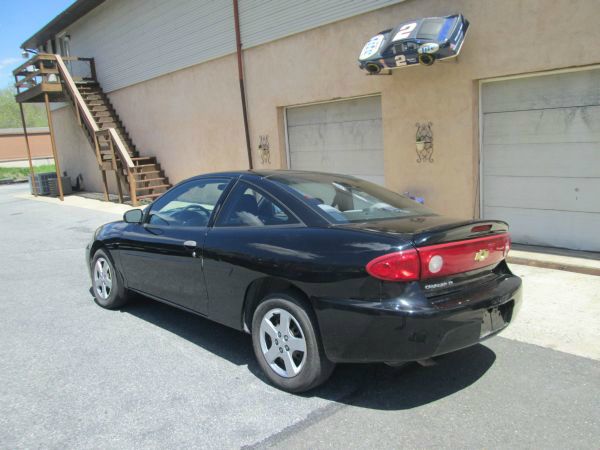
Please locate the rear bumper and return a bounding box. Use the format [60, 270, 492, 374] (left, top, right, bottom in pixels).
[314, 274, 522, 363]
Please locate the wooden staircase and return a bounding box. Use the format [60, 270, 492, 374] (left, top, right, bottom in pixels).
[76, 81, 171, 203]
[12, 53, 171, 205]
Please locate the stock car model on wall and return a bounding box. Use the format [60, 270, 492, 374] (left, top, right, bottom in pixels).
[87, 170, 520, 393]
[359, 13, 469, 74]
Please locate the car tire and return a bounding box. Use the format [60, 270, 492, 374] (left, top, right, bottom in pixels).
[91, 249, 128, 310]
[251, 292, 335, 393]
[418, 53, 435, 66]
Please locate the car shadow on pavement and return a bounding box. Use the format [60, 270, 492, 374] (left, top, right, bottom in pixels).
[318, 344, 497, 410]
[119, 294, 496, 411]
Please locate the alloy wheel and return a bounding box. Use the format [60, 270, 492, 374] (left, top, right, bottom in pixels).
[94, 257, 113, 300]
[259, 308, 307, 378]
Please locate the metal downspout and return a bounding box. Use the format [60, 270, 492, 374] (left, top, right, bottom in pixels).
[233, 0, 253, 170]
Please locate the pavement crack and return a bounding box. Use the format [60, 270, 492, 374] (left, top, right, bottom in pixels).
[241, 366, 374, 449]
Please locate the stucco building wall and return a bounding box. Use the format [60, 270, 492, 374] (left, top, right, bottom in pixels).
[51, 0, 600, 216]
[51, 106, 119, 194]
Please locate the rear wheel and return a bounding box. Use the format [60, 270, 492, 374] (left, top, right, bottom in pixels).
[91, 249, 128, 309]
[251, 293, 335, 393]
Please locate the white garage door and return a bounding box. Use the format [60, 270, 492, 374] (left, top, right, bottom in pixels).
[482, 69, 600, 251]
[286, 96, 384, 185]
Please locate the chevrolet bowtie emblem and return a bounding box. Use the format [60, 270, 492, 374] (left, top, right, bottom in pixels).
[474, 249, 490, 262]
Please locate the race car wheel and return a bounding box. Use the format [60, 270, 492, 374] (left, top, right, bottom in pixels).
[365, 63, 382, 74]
[418, 53, 435, 66]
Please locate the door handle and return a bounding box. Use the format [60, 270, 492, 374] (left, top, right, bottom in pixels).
[183, 240, 197, 250]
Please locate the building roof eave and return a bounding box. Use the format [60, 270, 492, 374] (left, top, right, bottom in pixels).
[21, 0, 105, 50]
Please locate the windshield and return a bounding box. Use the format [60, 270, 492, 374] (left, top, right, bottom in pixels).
[268, 172, 435, 223]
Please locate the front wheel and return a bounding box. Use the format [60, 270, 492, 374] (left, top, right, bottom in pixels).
[91, 249, 128, 309]
[418, 53, 436, 66]
[251, 293, 335, 393]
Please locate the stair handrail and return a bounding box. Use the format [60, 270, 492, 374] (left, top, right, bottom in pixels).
[54, 54, 99, 136]
[95, 128, 138, 206]
[55, 54, 138, 205]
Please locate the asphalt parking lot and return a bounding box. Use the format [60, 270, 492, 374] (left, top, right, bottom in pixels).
[1, 184, 599, 449]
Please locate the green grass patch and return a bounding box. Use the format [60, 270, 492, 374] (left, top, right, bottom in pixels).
[0, 164, 56, 180]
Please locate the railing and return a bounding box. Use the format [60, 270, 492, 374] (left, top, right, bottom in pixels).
[54, 55, 99, 135]
[96, 128, 138, 206]
[14, 54, 138, 205]
[13, 54, 96, 101]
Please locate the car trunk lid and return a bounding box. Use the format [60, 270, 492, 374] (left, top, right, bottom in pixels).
[342, 215, 511, 288]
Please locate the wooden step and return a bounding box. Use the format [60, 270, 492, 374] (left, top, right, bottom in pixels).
[133, 170, 161, 178]
[135, 177, 168, 184]
[89, 105, 110, 112]
[95, 116, 116, 123]
[75, 81, 99, 87]
[92, 111, 112, 118]
[82, 93, 104, 99]
[79, 90, 102, 95]
[136, 192, 164, 201]
[136, 184, 170, 192]
[131, 156, 156, 163]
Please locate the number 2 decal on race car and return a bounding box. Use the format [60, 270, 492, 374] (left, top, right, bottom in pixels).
[394, 55, 407, 66]
[392, 22, 417, 41]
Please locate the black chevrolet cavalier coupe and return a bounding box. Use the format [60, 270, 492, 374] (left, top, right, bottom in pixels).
[87, 170, 522, 392]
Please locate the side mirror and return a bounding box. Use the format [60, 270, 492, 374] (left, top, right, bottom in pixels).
[123, 209, 143, 223]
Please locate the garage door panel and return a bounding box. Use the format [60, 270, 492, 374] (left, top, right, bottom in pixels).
[484, 206, 600, 251]
[483, 143, 600, 177]
[483, 106, 600, 145]
[286, 97, 382, 126]
[482, 70, 600, 251]
[287, 122, 383, 152]
[290, 148, 384, 176]
[483, 176, 600, 213]
[287, 96, 384, 184]
[482, 69, 600, 113]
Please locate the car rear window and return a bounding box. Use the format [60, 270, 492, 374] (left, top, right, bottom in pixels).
[267, 173, 434, 223]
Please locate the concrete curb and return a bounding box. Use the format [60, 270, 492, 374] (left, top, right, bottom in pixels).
[508, 255, 600, 277]
[15, 192, 133, 216]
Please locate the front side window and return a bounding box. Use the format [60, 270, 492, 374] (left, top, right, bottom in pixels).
[268, 173, 434, 223]
[147, 179, 230, 227]
[216, 182, 299, 227]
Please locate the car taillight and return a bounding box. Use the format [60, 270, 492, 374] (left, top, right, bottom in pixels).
[365, 249, 420, 281]
[366, 233, 510, 281]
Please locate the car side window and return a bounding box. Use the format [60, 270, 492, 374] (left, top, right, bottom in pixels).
[147, 179, 229, 227]
[216, 182, 299, 227]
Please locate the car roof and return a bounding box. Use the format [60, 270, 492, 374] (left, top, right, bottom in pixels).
[184, 169, 360, 183]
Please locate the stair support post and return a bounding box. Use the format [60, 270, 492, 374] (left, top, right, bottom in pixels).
[17, 101, 38, 196]
[43, 92, 64, 201]
[75, 103, 81, 125]
[128, 169, 138, 207]
[93, 132, 109, 202]
[100, 170, 110, 202]
[108, 138, 124, 203]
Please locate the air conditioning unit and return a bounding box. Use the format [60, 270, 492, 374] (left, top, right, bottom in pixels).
[48, 176, 73, 197]
[29, 172, 57, 195]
